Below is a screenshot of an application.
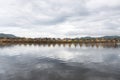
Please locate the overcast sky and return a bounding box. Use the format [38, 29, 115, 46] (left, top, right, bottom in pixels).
[0, 0, 120, 38]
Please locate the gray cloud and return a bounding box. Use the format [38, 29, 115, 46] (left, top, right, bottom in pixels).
[0, 0, 120, 37]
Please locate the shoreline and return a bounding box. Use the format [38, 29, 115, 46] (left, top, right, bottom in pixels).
[0, 42, 119, 48]
[0, 38, 120, 43]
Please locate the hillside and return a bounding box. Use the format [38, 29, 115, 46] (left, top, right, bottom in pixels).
[0, 33, 17, 38]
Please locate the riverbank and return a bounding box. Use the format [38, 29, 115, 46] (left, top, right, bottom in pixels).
[0, 38, 120, 43]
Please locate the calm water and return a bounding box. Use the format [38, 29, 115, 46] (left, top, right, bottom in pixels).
[0, 43, 120, 80]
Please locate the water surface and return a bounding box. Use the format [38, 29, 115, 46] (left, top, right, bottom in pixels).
[0, 43, 120, 80]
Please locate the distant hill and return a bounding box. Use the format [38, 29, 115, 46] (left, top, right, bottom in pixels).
[0, 33, 17, 38]
[102, 36, 120, 39]
[79, 36, 120, 39]
[0, 33, 119, 39]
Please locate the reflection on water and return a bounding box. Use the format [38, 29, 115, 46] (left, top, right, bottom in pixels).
[0, 42, 120, 48]
[0, 43, 120, 80]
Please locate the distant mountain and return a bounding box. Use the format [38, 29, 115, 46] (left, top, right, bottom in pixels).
[101, 36, 120, 39]
[0, 33, 17, 38]
[80, 36, 120, 39]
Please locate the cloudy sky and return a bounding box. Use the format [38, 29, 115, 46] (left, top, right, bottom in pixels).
[0, 0, 120, 38]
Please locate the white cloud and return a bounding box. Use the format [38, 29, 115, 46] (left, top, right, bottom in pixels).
[0, 0, 119, 37]
[86, 0, 120, 10]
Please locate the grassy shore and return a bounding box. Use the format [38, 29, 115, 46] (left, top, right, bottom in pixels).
[0, 38, 120, 43]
